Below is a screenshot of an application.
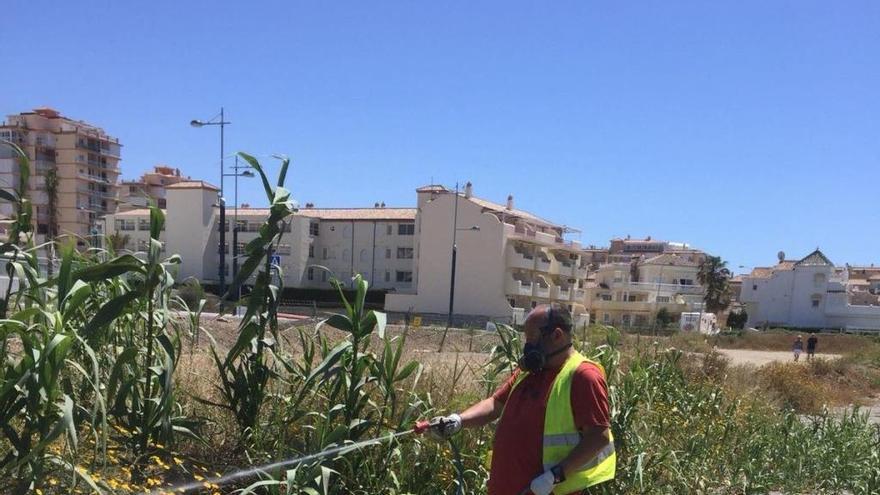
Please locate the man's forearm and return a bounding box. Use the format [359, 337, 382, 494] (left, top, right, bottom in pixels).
[458, 397, 503, 428]
[558, 427, 612, 478]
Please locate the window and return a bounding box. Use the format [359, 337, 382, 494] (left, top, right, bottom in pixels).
[395, 271, 413, 283]
[812, 299, 820, 308]
[603, 313, 611, 324]
[531, 301, 538, 309]
[679, 279, 694, 286]
[600, 294, 612, 301]
[309, 245, 314, 258]
[509, 298, 516, 307]
[235, 242, 246, 254]
[397, 247, 414, 259]
[37, 224, 48, 235]
[359, 249, 369, 262]
[656, 296, 670, 303]
[343, 225, 352, 238]
[386, 224, 393, 235]
[307, 267, 314, 281]
[276, 244, 291, 255]
[811, 294, 822, 308]
[385, 271, 391, 282]
[622, 314, 631, 327]
[138, 219, 149, 231]
[752, 284, 758, 291]
[321, 271, 327, 282]
[322, 247, 328, 260]
[385, 248, 392, 259]
[342, 249, 350, 261]
[310, 222, 320, 236]
[398, 223, 415, 235]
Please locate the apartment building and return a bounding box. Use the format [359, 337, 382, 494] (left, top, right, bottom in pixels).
[846, 265, 880, 306]
[740, 249, 880, 331]
[103, 181, 417, 291]
[586, 252, 706, 327]
[385, 183, 591, 322]
[118, 165, 187, 211]
[0, 108, 121, 245]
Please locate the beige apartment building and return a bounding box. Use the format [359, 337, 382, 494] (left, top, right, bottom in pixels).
[118, 165, 188, 211]
[385, 183, 591, 323]
[587, 251, 706, 328]
[103, 181, 418, 292]
[0, 108, 120, 245]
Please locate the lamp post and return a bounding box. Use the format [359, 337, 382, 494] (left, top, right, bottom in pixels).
[440, 182, 480, 351]
[222, 156, 254, 315]
[191, 108, 231, 310]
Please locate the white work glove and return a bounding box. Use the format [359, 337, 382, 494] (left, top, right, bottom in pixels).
[529, 470, 555, 495]
[427, 413, 462, 440]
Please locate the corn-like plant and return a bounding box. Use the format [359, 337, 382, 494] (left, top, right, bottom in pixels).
[204, 152, 295, 436]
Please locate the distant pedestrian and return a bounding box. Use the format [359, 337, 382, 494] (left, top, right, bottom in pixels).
[806, 335, 818, 361]
[792, 335, 804, 362]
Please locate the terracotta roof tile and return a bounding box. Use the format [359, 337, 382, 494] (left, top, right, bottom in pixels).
[299, 208, 416, 221]
[166, 180, 219, 191]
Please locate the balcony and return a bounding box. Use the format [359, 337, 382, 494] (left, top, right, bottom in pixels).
[553, 286, 571, 301]
[506, 244, 535, 270]
[534, 279, 551, 298]
[536, 255, 551, 273]
[572, 289, 586, 301]
[78, 172, 112, 184]
[506, 276, 533, 297]
[623, 281, 704, 295]
[575, 265, 589, 279]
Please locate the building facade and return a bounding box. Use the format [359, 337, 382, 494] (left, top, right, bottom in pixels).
[385, 183, 591, 322]
[118, 165, 187, 211]
[740, 250, 880, 331]
[586, 252, 706, 328]
[103, 182, 418, 292]
[1, 108, 121, 245]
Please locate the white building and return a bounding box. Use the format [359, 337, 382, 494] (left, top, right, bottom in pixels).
[740, 249, 880, 331]
[586, 252, 706, 328]
[385, 184, 591, 322]
[102, 181, 417, 292]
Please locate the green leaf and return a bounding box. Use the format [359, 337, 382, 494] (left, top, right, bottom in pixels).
[274, 154, 291, 188]
[317, 314, 353, 334]
[305, 341, 351, 387]
[238, 151, 274, 200]
[395, 361, 421, 382]
[61, 280, 91, 318]
[81, 291, 139, 341]
[73, 254, 144, 282]
[149, 203, 165, 240]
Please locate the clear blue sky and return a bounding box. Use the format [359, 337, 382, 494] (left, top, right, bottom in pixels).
[3, 1, 879, 272]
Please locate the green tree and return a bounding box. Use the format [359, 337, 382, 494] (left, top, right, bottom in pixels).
[655, 307, 673, 329]
[727, 309, 748, 329]
[697, 255, 732, 314]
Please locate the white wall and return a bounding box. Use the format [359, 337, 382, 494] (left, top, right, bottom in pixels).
[386, 193, 512, 318]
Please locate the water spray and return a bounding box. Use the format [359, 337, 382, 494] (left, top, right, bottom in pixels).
[153, 429, 415, 494]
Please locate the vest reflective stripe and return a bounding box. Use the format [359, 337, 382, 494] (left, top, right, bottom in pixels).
[508, 352, 616, 493]
[542, 441, 616, 472]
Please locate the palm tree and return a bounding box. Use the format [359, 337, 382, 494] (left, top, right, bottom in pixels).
[106, 232, 130, 252]
[697, 255, 732, 314]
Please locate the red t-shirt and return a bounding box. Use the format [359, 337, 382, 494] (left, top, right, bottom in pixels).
[487, 360, 610, 495]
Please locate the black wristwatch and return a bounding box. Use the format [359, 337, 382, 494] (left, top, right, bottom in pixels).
[551, 464, 566, 484]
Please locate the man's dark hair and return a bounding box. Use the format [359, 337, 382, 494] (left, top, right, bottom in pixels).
[541, 303, 573, 334]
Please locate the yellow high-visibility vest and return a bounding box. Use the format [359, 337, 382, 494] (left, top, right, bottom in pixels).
[507, 351, 616, 493]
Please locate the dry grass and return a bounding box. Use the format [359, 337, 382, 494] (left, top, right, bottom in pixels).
[712, 329, 880, 355]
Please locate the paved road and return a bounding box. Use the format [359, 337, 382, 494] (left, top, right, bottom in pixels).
[717, 349, 841, 367]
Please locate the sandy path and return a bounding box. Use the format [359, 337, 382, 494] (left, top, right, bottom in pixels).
[717, 349, 841, 367]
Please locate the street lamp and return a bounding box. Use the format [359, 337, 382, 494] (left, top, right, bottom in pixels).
[222, 155, 254, 315]
[190, 108, 231, 311]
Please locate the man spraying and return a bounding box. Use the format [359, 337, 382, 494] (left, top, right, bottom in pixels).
[417, 304, 615, 494]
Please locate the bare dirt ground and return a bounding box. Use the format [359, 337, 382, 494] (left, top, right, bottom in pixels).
[717, 349, 842, 367]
